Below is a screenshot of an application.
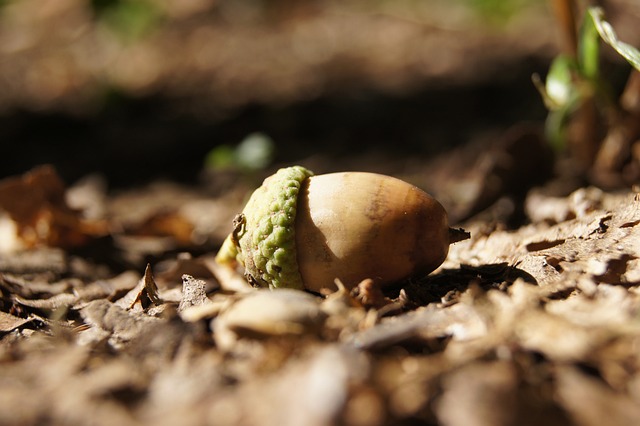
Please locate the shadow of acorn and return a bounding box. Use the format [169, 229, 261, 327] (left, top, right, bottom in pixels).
[385, 262, 537, 308]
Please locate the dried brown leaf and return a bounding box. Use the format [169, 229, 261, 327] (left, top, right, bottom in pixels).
[178, 274, 209, 312]
[346, 302, 484, 351]
[214, 289, 326, 351]
[114, 265, 162, 312]
[129, 211, 195, 245]
[436, 362, 520, 426]
[556, 367, 640, 426]
[13, 293, 78, 310]
[142, 263, 162, 306]
[0, 247, 67, 275]
[0, 311, 39, 332]
[209, 345, 369, 426]
[0, 165, 108, 250]
[80, 299, 161, 348]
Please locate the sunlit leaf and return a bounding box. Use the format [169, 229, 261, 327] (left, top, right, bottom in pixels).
[537, 55, 578, 110]
[235, 133, 275, 171]
[205, 132, 275, 172]
[589, 7, 640, 71]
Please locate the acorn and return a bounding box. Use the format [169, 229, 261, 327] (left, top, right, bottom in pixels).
[215, 166, 469, 293]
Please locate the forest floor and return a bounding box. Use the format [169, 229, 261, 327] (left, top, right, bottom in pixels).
[0, 161, 638, 426]
[1, 1, 640, 425]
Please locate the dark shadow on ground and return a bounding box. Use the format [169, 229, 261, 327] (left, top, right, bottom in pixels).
[386, 262, 538, 307]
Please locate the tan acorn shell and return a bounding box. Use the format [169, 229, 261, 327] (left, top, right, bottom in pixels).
[294, 172, 464, 293]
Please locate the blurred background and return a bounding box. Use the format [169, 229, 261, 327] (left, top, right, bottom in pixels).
[0, 0, 638, 191]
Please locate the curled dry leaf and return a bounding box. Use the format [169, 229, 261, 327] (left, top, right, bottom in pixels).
[0, 311, 42, 333]
[206, 257, 253, 293]
[0, 165, 108, 251]
[213, 289, 326, 351]
[114, 264, 163, 313]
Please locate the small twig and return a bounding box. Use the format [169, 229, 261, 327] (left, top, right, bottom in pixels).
[551, 0, 578, 56]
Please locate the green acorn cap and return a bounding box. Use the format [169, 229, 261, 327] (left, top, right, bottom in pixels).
[215, 166, 314, 289]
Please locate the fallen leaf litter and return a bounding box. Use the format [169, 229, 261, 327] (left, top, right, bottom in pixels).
[0, 167, 639, 425]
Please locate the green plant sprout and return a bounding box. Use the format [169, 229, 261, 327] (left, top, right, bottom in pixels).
[590, 7, 640, 71]
[533, 6, 640, 153]
[205, 132, 275, 173]
[91, 0, 162, 42]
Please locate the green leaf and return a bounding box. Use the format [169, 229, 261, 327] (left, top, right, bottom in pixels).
[204, 133, 275, 172]
[92, 0, 161, 42]
[235, 133, 275, 171]
[544, 103, 573, 152]
[205, 145, 236, 170]
[589, 7, 640, 71]
[539, 55, 578, 110]
[535, 56, 584, 151]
